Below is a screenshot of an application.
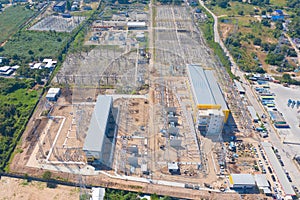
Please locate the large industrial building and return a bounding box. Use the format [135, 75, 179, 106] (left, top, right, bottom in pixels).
[187, 64, 229, 136]
[83, 95, 116, 167]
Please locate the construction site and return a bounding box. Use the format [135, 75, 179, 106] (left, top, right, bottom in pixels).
[9, 1, 271, 199]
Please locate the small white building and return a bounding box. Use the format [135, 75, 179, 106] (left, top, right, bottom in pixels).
[234, 79, 245, 94]
[198, 109, 224, 136]
[0, 66, 11, 72]
[127, 21, 146, 30]
[43, 59, 57, 69]
[31, 63, 43, 70]
[46, 88, 61, 101]
[254, 174, 271, 195]
[0, 66, 14, 76]
[168, 162, 180, 175]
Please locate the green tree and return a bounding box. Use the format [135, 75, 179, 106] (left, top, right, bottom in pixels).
[42, 171, 52, 180]
[265, 53, 284, 65]
[282, 73, 291, 81]
[66, 1, 71, 10]
[151, 193, 159, 200]
[28, 50, 34, 55]
[261, 19, 270, 27]
[275, 22, 283, 30]
[253, 38, 262, 46]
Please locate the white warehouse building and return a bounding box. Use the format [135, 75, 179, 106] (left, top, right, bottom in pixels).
[83, 95, 116, 168]
[187, 65, 229, 137]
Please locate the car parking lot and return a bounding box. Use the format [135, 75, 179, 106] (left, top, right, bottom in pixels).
[268, 82, 300, 145]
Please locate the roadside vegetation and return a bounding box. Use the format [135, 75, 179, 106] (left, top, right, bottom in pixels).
[0, 78, 41, 170]
[203, 0, 300, 78]
[197, 6, 236, 79]
[0, 5, 35, 44]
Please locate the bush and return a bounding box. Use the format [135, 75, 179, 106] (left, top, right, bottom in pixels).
[42, 171, 52, 180]
[253, 38, 262, 46]
[265, 53, 284, 65]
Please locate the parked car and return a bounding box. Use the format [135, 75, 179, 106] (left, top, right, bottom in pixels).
[279, 160, 284, 166]
[268, 166, 272, 174]
[271, 175, 276, 182]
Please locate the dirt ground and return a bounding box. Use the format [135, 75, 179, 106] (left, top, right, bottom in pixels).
[0, 177, 79, 200]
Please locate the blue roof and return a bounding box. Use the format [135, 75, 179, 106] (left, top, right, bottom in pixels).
[272, 15, 284, 21]
[275, 9, 283, 15]
[83, 95, 113, 152]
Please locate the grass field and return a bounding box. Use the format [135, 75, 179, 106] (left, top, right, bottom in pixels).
[2, 31, 69, 62]
[270, 0, 286, 7]
[0, 5, 35, 44]
[209, 2, 257, 16]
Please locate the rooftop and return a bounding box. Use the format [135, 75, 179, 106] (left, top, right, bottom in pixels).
[234, 79, 245, 93]
[48, 88, 61, 94]
[83, 95, 113, 152]
[127, 21, 146, 27]
[91, 187, 105, 200]
[198, 109, 224, 117]
[0, 66, 11, 72]
[254, 174, 269, 188]
[31, 63, 43, 69]
[187, 64, 228, 110]
[55, 1, 66, 7]
[268, 110, 285, 123]
[43, 58, 52, 63]
[229, 174, 255, 185]
[247, 106, 259, 121]
[167, 162, 179, 170]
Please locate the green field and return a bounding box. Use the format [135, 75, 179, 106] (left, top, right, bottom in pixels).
[0, 5, 35, 44]
[208, 2, 257, 16]
[0, 78, 41, 170]
[2, 31, 69, 62]
[270, 0, 286, 7]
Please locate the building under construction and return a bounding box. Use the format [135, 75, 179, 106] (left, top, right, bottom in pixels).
[187, 64, 229, 136]
[83, 95, 116, 168]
